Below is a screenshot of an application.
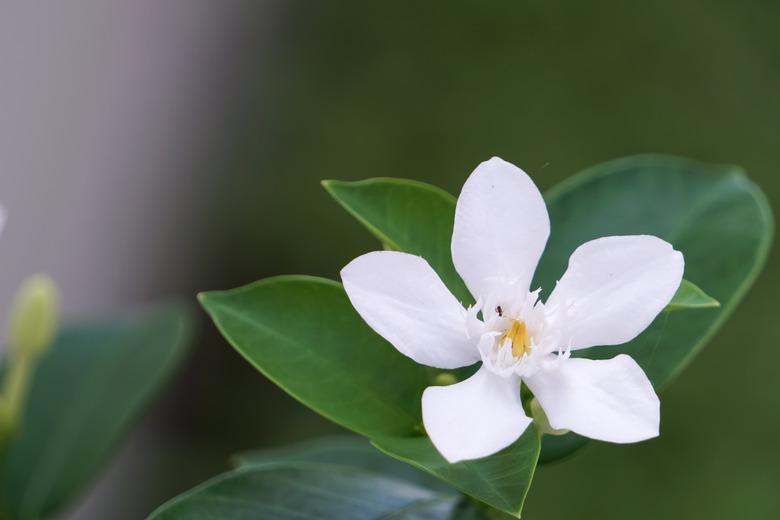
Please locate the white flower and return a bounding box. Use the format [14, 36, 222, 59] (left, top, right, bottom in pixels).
[341, 157, 684, 463]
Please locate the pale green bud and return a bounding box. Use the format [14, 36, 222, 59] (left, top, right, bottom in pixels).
[433, 372, 458, 386]
[529, 396, 570, 436]
[7, 275, 60, 361]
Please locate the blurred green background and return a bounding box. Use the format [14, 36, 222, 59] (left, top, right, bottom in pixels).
[28, 2, 779, 518]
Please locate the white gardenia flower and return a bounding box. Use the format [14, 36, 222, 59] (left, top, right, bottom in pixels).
[341, 157, 684, 463]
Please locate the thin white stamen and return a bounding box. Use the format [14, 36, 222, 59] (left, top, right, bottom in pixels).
[476, 284, 564, 379]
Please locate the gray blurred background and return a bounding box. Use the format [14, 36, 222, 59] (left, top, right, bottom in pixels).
[0, 1, 778, 518]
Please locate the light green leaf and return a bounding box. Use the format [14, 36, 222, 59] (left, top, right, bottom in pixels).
[665, 279, 720, 311]
[198, 276, 429, 438]
[372, 428, 540, 518]
[234, 435, 448, 492]
[1, 304, 193, 519]
[323, 178, 472, 304]
[148, 463, 465, 520]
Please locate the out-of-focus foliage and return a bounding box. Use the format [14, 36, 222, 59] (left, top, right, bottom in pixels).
[1, 304, 192, 519]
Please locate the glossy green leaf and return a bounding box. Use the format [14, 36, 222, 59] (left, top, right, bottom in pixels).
[373, 428, 540, 518]
[235, 435, 447, 492]
[537, 155, 772, 462]
[199, 276, 429, 438]
[202, 274, 541, 517]
[322, 177, 722, 316]
[325, 156, 772, 465]
[323, 178, 472, 304]
[665, 279, 720, 311]
[148, 463, 464, 520]
[1, 304, 193, 519]
[538, 155, 771, 386]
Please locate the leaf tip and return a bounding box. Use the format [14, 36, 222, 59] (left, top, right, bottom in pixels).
[320, 179, 341, 194]
[197, 291, 218, 312]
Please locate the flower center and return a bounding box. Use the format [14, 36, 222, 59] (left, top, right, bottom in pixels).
[470, 288, 568, 378]
[501, 319, 531, 358]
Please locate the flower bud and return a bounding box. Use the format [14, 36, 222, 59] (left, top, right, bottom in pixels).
[529, 397, 569, 436]
[7, 275, 60, 361]
[433, 372, 458, 386]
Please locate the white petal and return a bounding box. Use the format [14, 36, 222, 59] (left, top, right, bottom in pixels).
[546, 235, 684, 350]
[451, 157, 550, 299]
[422, 366, 531, 463]
[525, 355, 659, 443]
[341, 251, 479, 369]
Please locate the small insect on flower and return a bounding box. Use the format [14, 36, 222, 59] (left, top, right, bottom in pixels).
[341, 157, 683, 463]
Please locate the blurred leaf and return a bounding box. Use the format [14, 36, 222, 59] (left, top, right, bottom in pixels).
[234, 435, 447, 492]
[1, 303, 193, 519]
[535, 155, 772, 462]
[323, 178, 472, 304]
[199, 276, 429, 438]
[373, 428, 540, 518]
[148, 463, 466, 520]
[665, 279, 720, 311]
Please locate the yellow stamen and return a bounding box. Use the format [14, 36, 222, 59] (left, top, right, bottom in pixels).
[501, 320, 531, 358]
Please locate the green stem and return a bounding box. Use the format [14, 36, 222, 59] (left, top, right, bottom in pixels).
[0, 356, 34, 446]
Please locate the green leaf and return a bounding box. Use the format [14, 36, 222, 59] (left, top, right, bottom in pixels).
[535, 155, 772, 462]
[202, 275, 540, 516]
[199, 276, 429, 438]
[234, 435, 448, 492]
[323, 178, 472, 304]
[322, 177, 719, 314]
[325, 155, 772, 465]
[372, 428, 540, 518]
[538, 155, 772, 386]
[1, 304, 193, 519]
[665, 279, 720, 311]
[148, 463, 465, 520]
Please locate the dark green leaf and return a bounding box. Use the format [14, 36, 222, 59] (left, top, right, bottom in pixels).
[322, 178, 472, 304]
[373, 428, 540, 518]
[199, 276, 429, 438]
[665, 279, 720, 311]
[534, 155, 772, 462]
[2, 304, 193, 519]
[148, 463, 463, 520]
[326, 156, 772, 464]
[201, 270, 541, 515]
[323, 177, 716, 315]
[234, 435, 447, 492]
[538, 155, 771, 387]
